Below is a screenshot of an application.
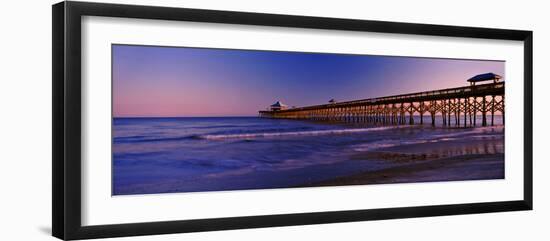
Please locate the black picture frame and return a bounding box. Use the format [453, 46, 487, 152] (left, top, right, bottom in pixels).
[52, 1, 533, 240]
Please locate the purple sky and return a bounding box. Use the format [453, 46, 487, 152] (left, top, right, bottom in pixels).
[112, 44, 504, 117]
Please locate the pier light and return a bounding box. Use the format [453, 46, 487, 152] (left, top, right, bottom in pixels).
[467, 73, 502, 86]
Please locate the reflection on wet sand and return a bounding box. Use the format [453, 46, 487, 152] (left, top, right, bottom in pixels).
[305, 133, 504, 187]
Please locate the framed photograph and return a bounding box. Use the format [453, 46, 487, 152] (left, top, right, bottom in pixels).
[52, 1, 533, 240]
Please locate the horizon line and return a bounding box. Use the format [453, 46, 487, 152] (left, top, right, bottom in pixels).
[113, 115, 259, 119]
[113, 114, 504, 119]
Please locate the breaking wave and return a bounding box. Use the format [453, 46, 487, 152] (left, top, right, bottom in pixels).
[198, 126, 399, 140]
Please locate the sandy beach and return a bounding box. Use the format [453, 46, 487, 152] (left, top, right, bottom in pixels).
[302, 132, 504, 187]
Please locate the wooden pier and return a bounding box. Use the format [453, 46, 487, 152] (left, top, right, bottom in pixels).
[259, 82, 504, 127]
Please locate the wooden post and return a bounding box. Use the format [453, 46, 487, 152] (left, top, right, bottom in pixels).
[443, 99, 447, 126]
[420, 102, 424, 125]
[391, 109, 395, 124]
[409, 102, 414, 125]
[473, 97, 477, 126]
[430, 101, 436, 126]
[369, 106, 373, 123]
[453, 99, 458, 126]
[448, 99, 451, 126]
[363, 105, 369, 123]
[457, 98, 461, 126]
[379, 106, 382, 124]
[482, 96, 487, 126]
[491, 95, 495, 126]
[393, 104, 397, 125]
[468, 97, 472, 126]
[463, 98, 467, 127]
[385, 106, 389, 124]
[376, 106, 379, 124]
[400, 103, 405, 125]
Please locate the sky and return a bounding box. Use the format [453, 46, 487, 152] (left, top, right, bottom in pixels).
[112, 44, 504, 117]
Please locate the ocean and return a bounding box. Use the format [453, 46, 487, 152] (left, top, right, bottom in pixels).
[112, 116, 504, 195]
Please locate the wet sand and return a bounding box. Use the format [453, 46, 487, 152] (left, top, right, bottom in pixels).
[302, 136, 504, 187]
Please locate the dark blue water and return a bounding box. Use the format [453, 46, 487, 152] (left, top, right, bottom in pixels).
[112, 116, 503, 195]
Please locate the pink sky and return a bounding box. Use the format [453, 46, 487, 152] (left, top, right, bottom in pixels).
[113, 45, 504, 117]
